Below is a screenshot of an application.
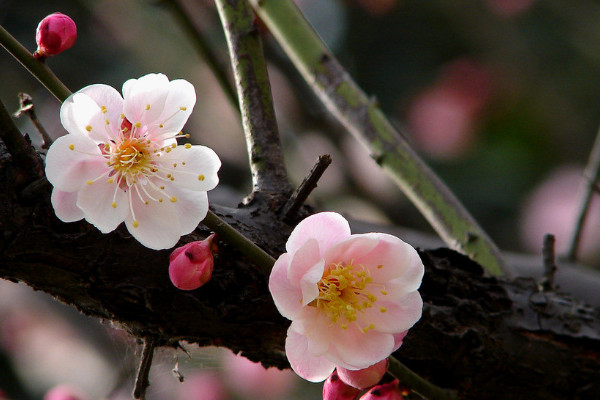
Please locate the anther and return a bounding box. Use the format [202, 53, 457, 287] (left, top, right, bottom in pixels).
[133, 220, 139, 228]
[179, 106, 187, 111]
[86, 180, 93, 185]
[101, 106, 107, 114]
[68, 144, 75, 150]
[184, 143, 191, 149]
[170, 196, 177, 203]
[145, 104, 150, 110]
[86, 125, 92, 132]
[111, 202, 117, 208]
[135, 122, 141, 128]
[198, 174, 205, 181]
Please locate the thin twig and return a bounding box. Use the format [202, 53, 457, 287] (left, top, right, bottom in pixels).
[248, 0, 510, 277]
[214, 0, 290, 194]
[388, 356, 458, 400]
[13, 93, 53, 149]
[0, 97, 44, 180]
[162, 0, 239, 111]
[282, 154, 332, 221]
[541, 234, 557, 291]
[0, 24, 71, 102]
[133, 338, 156, 400]
[565, 126, 600, 261]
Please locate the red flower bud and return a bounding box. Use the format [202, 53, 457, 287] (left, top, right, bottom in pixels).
[323, 370, 361, 400]
[169, 234, 215, 290]
[337, 359, 389, 390]
[35, 12, 77, 59]
[359, 379, 403, 400]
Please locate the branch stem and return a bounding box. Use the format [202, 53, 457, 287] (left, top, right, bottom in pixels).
[565, 126, 600, 261]
[388, 356, 458, 400]
[133, 338, 156, 400]
[214, 0, 289, 193]
[282, 154, 331, 221]
[0, 24, 71, 102]
[248, 0, 510, 276]
[14, 93, 53, 149]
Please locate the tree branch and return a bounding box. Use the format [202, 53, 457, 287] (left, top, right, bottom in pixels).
[247, 0, 510, 277]
[214, 0, 290, 194]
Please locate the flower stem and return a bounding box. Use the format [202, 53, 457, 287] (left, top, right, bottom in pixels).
[214, 0, 290, 194]
[388, 356, 458, 400]
[203, 210, 276, 274]
[247, 0, 510, 277]
[0, 24, 71, 102]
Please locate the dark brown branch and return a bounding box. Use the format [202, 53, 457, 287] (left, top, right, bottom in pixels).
[133, 338, 156, 400]
[13, 93, 53, 150]
[282, 154, 332, 221]
[214, 0, 290, 194]
[541, 233, 557, 291]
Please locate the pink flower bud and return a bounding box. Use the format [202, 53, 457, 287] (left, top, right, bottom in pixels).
[337, 359, 389, 390]
[169, 234, 215, 290]
[35, 12, 77, 59]
[43, 385, 89, 400]
[323, 370, 361, 400]
[359, 379, 403, 400]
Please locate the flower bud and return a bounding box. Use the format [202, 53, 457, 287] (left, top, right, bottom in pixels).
[359, 379, 403, 400]
[323, 370, 361, 400]
[44, 385, 89, 400]
[337, 359, 388, 390]
[35, 12, 77, 59]
[169, 234, 215, 290]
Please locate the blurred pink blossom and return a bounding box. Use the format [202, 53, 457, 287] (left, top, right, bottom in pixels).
[43, 385, 89, 400]
[520, 166, 600, 262]
[178, 371, 227, 400]
[407, 59, 492, 160]
[222, 352, 297, 399]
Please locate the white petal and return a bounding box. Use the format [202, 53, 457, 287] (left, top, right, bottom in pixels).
[285, 328, 335, 382]
[286, 212, 351, 254]
[60, 92, 107, 141]
[45, 134, 108, 192]
[123, 73, 170, 128]
[77, 84, 124, 129]
[269, 253, 303, 320]
[165, 185, 209, 235]
[148, 79, 196, 137]
[161, 145, 221, 192]
[51, 190, 84, 222]
[358, 291, 423, 333]
[76, 178, 129, 233]
[123, 185, 181, 250]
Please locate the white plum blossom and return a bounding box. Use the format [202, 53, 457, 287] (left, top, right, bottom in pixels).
[45, 73, 221, 250]
[269, 212, 424, 382]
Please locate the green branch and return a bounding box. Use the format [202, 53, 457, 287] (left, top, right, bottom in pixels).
[248, 0, 510, 276]
[388, 356, 458, 400]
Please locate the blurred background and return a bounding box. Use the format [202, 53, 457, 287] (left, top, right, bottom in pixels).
[2, 0, 600, 398]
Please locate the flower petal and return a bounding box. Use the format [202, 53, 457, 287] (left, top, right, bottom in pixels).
[77, 84, 124, 129]
[286, 328, 335, 382]
[76, 179, 129, 233]
[161, 145, 221, 192]
[286, 212, 351, 254]
[332, 327, 394, 370]
[51, 190, 84, 222]
[60, 92, 106, 141]
[269, 252, 303, 320]
[45, 133, 107, 192]
[122, 73, 170, 127]
[123, 186, 181, 250]
[358, 291, 423, 334]
[323, 234, 379, 266]
[149, 79, 196, 137]
[165, 185, 209, 235]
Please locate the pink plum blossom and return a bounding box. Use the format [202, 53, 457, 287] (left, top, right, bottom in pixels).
[337, 359, 388, 389]
[44, 385, 90, 400]
[269, 212, 424, 382]
[323, 370, 361, 400]
[45, 73, 221, 250]
[35, 13, 77, 59]
[169, 234, 215, 290]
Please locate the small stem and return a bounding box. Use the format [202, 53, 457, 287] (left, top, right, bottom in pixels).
[248, 0, 510, 277]
[0, 24, 71, 102]
[214, 0, 290, 194]
[162, 0, 239, 111]
[541, 234, 557, 291]
[565, 126, 600, 261]
[388, 356, 458, 400]
[0, 97, 44, 180]
[133, 338, 156, 400]
[14, 93, 53, 149]
[203, 210, 276, 274]
[282, 154, 332, 221]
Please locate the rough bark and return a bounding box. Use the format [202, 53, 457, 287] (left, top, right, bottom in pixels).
[1, 142, 599, 399]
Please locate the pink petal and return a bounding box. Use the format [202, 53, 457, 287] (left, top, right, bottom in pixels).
[122, 73, 170, 127]
[45, 134, 107, 192]
[50, 190, 83, 222]
[332, 327, 395, 370]
[300, 259, 326, 306]
[76, 177, 129, 233]
[322, 234, 379, 267]
[60, 92, 104, 139]
[286, 328, 335, 382]
[164, 185, 209, 236]
[161, 145, 221, 192]
[357, 291, 423, 334]
[269, 253, 303, 319]
[149, 79, 197, 136]
[77, 84, 124, 130]
[286, 212, 351, 254]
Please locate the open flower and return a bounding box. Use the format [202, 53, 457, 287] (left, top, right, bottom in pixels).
[45, 73, 221, 250]
[269, 212, 424, 382]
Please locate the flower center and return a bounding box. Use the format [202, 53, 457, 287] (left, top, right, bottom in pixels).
[110, 138, 153, 176]
[314, 262, 378, 332]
